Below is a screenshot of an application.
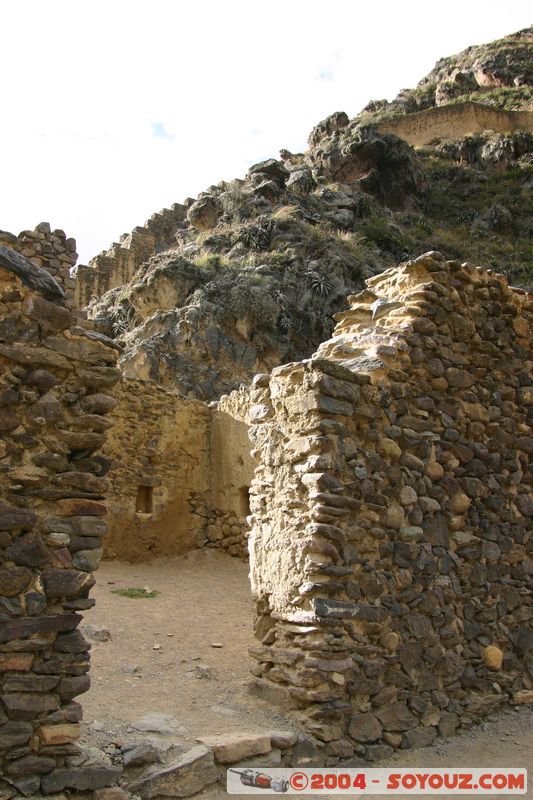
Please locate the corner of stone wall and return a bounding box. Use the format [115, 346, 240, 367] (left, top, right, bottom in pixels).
[0, 245, 121, 793]
[1, 223, 79, 312]
[247, 252, 533, 758]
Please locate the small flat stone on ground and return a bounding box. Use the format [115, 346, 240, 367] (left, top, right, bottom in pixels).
[82, 624, 111, 643]
[122, 737, 174, 766]
[131, 714, 190, 737]
[127, 745, 217, 798]
[197, 733, 271, 764]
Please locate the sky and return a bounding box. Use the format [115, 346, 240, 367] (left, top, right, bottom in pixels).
[1, 1, 531, 265]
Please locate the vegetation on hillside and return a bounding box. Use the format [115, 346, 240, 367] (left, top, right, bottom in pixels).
[88, 26, 533, 400]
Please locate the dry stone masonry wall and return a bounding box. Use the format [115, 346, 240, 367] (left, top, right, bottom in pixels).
[0, 224, 79, 311]
[248, 252, 533, 759]
[0, 245, 121, 794]
[376, 101, 533, 148]
[101, 378, 211, 561]
[101, 380, 254, 561]
[73, 204, 187, 308]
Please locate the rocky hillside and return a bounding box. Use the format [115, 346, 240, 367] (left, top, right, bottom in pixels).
[86, 27, 533, 401]
[360, 25, 532, 118]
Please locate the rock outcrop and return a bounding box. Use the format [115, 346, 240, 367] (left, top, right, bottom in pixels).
[360, 26, 532, 118]
[247, 252, 533, 753]
[74, 28, 532, 401]
[73, 204, 187, 309]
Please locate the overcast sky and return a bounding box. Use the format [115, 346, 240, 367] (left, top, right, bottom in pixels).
[1, 1, 531, 264]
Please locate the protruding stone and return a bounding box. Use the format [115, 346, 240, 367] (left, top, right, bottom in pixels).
[378, 438, 402, 460]
[42, 568, 95, 598]
[268, 730, 298, 749]
[197, 733, 271, 764]
[37, 723, 81, 745]
[122, 738, 172, 766]
[380, 632, 400, 652]
[349, 713, 383, 742]
[0, 566, 32, 597]
[2, 692, 58, 720]
[401, 726, 437, 749]
[40, 766, 122, 793]
[512, 690, 533, 705]
[483, 645, 504, 670]
[376, 702, 417, 732]
[127, 745, 217, 798]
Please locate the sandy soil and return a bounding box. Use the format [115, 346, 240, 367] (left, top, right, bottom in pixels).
[81, 551, 533, 800]
[81, 550, 294, 741]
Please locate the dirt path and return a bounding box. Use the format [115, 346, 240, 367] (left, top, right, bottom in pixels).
[82, 550, 293, 741]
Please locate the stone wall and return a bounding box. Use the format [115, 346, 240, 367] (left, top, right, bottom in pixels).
[73, 204, 187, 308]
[0, 247, 121, 794]
[208, 388, 261, 557]
[377, 102, 533, 147]
[248, 252, 533, 757]
[101, 379, 211, 561]
[101, 381, 255, 561]
[0, 224, 79, 311]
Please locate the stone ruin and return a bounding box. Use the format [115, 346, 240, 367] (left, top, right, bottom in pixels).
[0, 227, 532, 791]
[0, 237, 121, 793]
[101, 378, 254, 562]
[246, 251, 533, 756]
[376, 101, 533, 148]
[72, 205, 187, 309]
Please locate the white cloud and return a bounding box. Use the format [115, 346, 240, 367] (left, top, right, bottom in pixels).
[1, 0, 531, 263]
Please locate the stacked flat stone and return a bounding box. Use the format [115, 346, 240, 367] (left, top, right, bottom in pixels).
[101, 378, 211, 562]
[0, 246, 121, 794]
[73, 203, 187, 308]
[248, 252, 533, 761]
[204, 509, 249, 557]
[0, 224, 78, 311]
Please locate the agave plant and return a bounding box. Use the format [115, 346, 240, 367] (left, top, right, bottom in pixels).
[111, 303, 135, 337]
[305, 269, 334, 297]
[278, 313, 292, 333]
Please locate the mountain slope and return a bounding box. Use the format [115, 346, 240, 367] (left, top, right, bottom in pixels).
[359, 25, 532, 120]
[83, 27, 533, 400]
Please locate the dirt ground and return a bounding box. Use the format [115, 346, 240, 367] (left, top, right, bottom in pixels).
[81, 551, 533, 800]
[82, 550, 293, 739]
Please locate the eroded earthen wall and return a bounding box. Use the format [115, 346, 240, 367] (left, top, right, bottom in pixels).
[0, 250, 120, 794]
[248, 252, 533, 758]
[377, 102, 533, 147]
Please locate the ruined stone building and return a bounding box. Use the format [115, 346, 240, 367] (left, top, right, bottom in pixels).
[246, 252, 533, 750]
[0, 24, 532, 788]
[0, 235, 121, 793]
[0, 222, 532, 792]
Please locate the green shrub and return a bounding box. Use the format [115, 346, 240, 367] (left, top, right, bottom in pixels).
[112, 587, 160, 599]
